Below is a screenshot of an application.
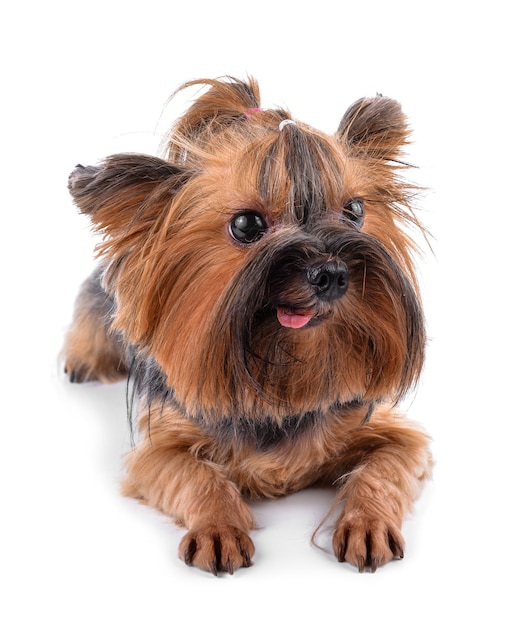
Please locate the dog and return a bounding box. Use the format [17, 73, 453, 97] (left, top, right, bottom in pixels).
[63, 76, 432, 575]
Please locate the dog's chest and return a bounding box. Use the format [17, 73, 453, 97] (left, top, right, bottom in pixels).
[204, 412, 354, 499]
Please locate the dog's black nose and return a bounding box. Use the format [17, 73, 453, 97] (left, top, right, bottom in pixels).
[307, 261, 349, 301]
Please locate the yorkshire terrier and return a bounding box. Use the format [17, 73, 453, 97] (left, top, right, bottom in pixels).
[63, 76, 432, 575]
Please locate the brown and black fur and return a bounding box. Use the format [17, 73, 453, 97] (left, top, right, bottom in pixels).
[63, 76, 432, 574]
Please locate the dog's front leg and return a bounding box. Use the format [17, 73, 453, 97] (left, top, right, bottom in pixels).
[122, 406, 255, 575]
[331, 406, 432, 572]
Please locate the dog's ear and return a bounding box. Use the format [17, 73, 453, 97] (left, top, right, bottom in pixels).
[68, 154, 187, 234]
[337, 96, 409, 162]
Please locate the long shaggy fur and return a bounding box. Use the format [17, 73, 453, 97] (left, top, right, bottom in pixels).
[63, 76, 432, 574]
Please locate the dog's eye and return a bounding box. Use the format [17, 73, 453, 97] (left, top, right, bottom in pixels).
[342, 199, 365, 228]
[229, 212, 268, 244]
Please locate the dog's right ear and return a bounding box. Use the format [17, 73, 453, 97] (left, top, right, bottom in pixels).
[68, 154, 188, 234]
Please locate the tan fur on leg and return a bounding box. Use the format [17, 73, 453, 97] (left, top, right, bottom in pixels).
[122, 404, 255, 574]
[63, 270, 127, 383]
[329, 407, 432, 571]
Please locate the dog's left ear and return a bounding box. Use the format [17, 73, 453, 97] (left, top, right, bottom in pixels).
[337, 96, 409, 162]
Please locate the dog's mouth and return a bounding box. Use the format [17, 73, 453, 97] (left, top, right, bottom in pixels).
[276, 306, 319, 329]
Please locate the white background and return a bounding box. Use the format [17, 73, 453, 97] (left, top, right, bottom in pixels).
[2, 1, 519, 624]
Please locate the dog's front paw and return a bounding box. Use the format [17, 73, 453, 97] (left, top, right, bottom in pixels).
[179, 524, 254, 575]
[333, 515, 405, 572]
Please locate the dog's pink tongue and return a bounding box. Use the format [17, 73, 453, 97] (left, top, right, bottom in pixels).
[276, 307, 314, 329]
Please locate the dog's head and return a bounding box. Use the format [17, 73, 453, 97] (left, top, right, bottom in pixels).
[69, 76, 426, 421]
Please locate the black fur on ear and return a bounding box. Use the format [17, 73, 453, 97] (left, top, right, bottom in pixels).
[68, 154, 187, 220]
[337, 96, 410, 162]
